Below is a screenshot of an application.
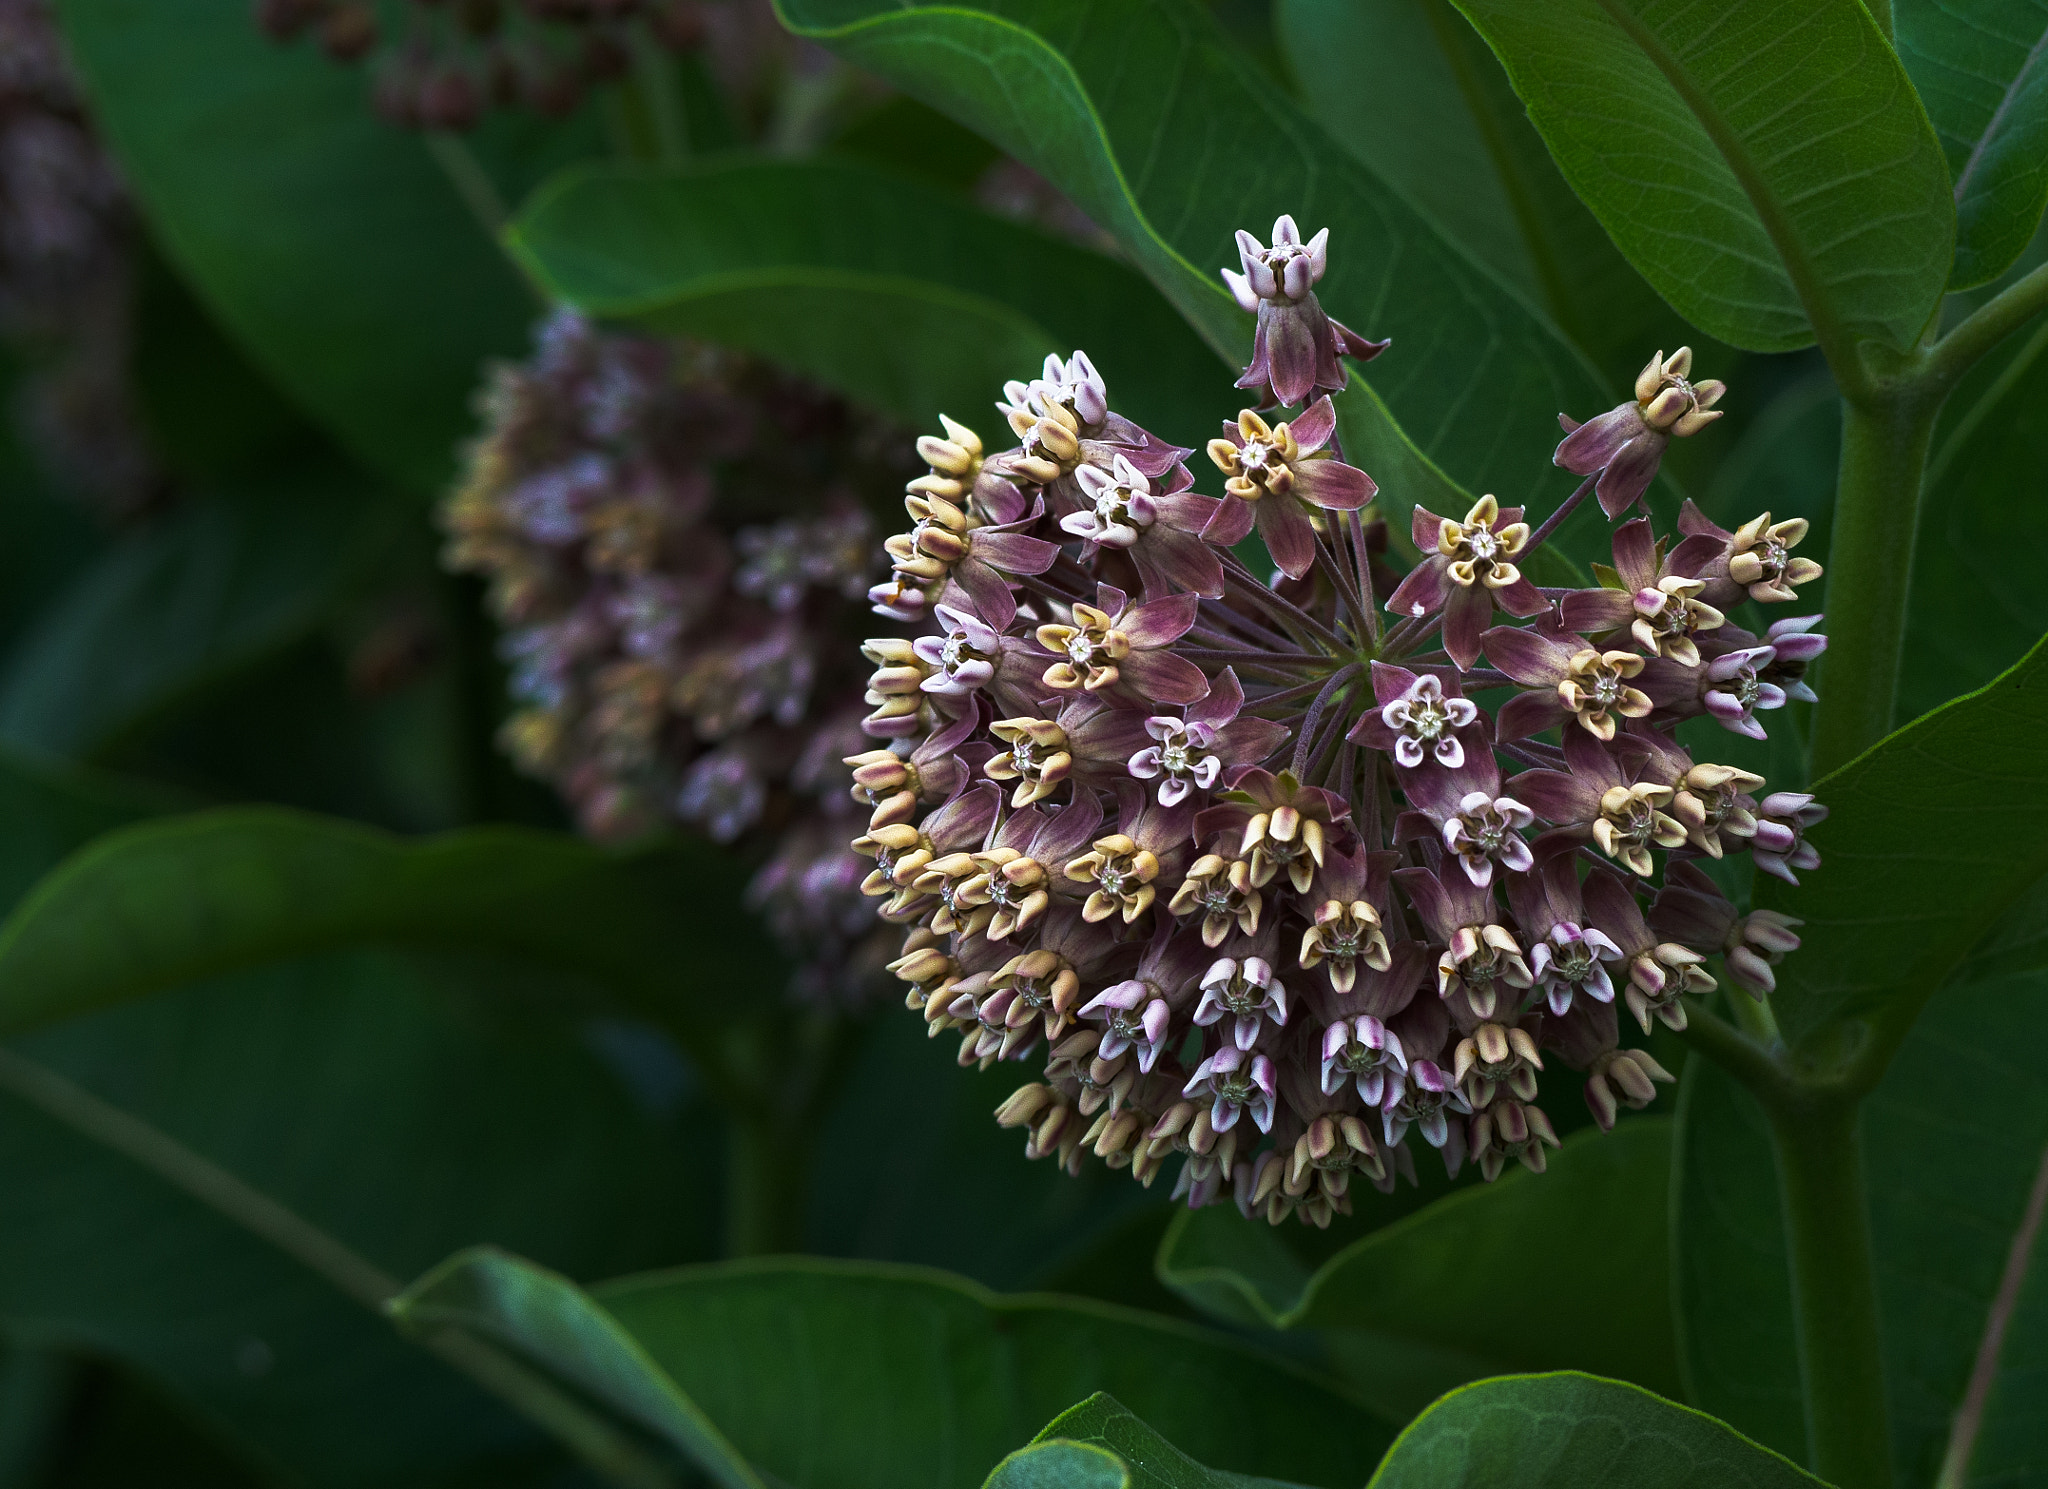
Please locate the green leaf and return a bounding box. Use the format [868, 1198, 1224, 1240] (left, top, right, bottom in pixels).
[991, 1395, 1313, 1489]
[0, 746, 171, 917]
[1895, 0, 2048, 289]
[1757, 632, 2048, 1048]
[775, 0, 1606, 510]
[391, 1248, 762, 1489]
[1363, 1372, 1825, 1487]
[1157, 1121, 1679, 1420]
[1277, 0, 1678, 379]
[0, 468, 393, 761]
[0, 806, 776, 1043]
[395, 1248, 1397, 1489]
[507, 157, 1235, 435]
[1673, 970, 2048, 1485]
[52, 0, 562, 495]
[1446, 0, 1955, 354]
[0, 948, 719, 1487]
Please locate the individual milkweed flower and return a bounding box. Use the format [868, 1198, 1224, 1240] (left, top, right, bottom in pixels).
[1510, 728, 1688, 877]
[1558, 517, 1728, 667]
[1182, 1045, 1278, 1134]
[1399, 865, 1534, 1021]
[1582, 868, 1714, 1032]
[1382, 1059, 1472, 1152]
[1297, 847, 1396, 993]
[1752, 792, 1828, 884]
[1555, 347, 1726, 517]
[1758, 616, 1829, 703]
[1467, 1099, 1560, 1181]
[1194, 953, 1289, 1050]
[1485, 623, 1655, 743]
[1649, 860, 1803, 998]
[1349, 665, 1479, 768]
[1061, 454, 1230, 598]
[1384, 495, 1548, 670]
[1126, 670, 1287, 806]
[1202, 397, 1378, 580]
[1199, 767, 1352, 893]
[1034, 585, 1209, 702]
[1321, 1015, 1408, 1106]
[1219, 215, 1389, 407]
[1452, 1019, 1545, 1109]
[1509, 856, 1623, 1016]
[1700, 644, 1787, 741]
[1582, 1048, 1677, 1132]
[1077, 981, 1175, 1073]
[1680, 504, 1824, 606]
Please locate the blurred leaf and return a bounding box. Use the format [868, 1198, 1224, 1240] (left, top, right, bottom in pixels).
[831, 97, 1004, 195]
[805, 1011, 1162, 1291]
[52, 0, 568, 495]
[0, 948, 718, 1488]
[775, 0, 1605, 511]
[32, 1360, 281, 1489]
[396, 1248, 1397, 1489]
[1277, 0, 1676, 380]
[1895, 0, 2048, 289]
[988, 1395, 1312, 1489]
[1157, 1121, 1678, 1420]
[0, 807, 777, 1046]
[1447, 0, 1954, 354]
[1756, 632, 2048, 1048]
[0, 745, 171, 917]
[0, 467, 393, 761]
[1362, 1372, 1825, 1488]
[507, 156, 1233, 435]
[1673, 970, 2048, 1484]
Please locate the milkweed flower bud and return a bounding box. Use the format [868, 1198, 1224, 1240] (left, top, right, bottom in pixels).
[1555, 347, 1726, 517]
[851, 225, 1823, 1224]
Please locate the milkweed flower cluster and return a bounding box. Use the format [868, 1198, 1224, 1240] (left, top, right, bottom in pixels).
[443, 309, 911, 1002]
[0, 0, 154, 514]
[848, 218, 1827, 1225]
[255, 0, 706, 130]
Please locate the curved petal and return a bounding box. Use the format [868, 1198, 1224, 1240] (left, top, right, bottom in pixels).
[1292, 456, 1377, 511]
[1121, 592, 1201, 647]
[1442, 583, 1493, 671]
[1553, 404, 1644, 474]
[1288, 395, 1338, 451]
[1559, 587, 1635, 635]
[1257, 495, 1319, 580]
[1385, 558, 1449, 620]
[1200, 495, 1257, 548]
[1118, 649, 1212, 705]
[1479, 625, 1573, 686]
[1595, 433, 1666, 517]
[1496, 689, 1571, 743]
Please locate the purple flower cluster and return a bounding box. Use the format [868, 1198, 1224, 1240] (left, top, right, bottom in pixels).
[0, 0, 154, 514]
[849, 219, 1829, 1225]
[255, 0, 707, 130]
[443, 309, 912, 1002]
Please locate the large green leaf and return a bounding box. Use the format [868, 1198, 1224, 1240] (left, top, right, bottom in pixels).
[987, 1395, 1311, 1489]
[1757, 632, 2048, 1048]
[507, 157, 1235, 436]
[53, 0, 571, 495]
[775, 0, 1606, 511]
[0, 807, 775, 1044]
[1674, 971, 2048, 1484]
[1155, 1120, 1679, 1419]
[1896, 0, 2048, 289]
[1364, 1373, 1825, 1488]
[0, 469, 392, 761]
[395, 1248, 1397, 1489]
[1276, 0, 1678, 380]
[1447, 0, 1954, 355]
[0, 746, 171, 916]
[0, 949, 719, 1487]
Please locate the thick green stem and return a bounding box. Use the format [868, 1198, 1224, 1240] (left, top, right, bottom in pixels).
[1768, 1095, 1895, 1489]
[1809, 395, 1939, 777]
[724, 1113, 809, 1257]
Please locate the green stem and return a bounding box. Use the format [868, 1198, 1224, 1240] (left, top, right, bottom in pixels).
[0, 1048, 680, 1489]
[1808, 394, 1939, 778]
[724, 1112, 810, 1257]
[1768, 1094, 1895, 1489]
[425, 133, 509, 238]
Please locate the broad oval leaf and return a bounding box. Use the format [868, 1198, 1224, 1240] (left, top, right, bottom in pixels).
[1674, 970, 2048, 1486]
[1365, 1372, 1825, 1487]
[54, 0, 564, 495]
[775, 0, 1606, 511]
[1277, 0, 1677, 380]
[990, 1395, 1314, 1489]
[0, 467, 393, 760]
[1896, 0, 2048, 289]
[507, 158, 1234, 436]
[0, 806, 776, 1043]
[1156, 1120, 1680, 1419]
[1758, 632, 2048, 1048]
[1448, 0, 1954, 354]
[394, 1248, 1397, 1489]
